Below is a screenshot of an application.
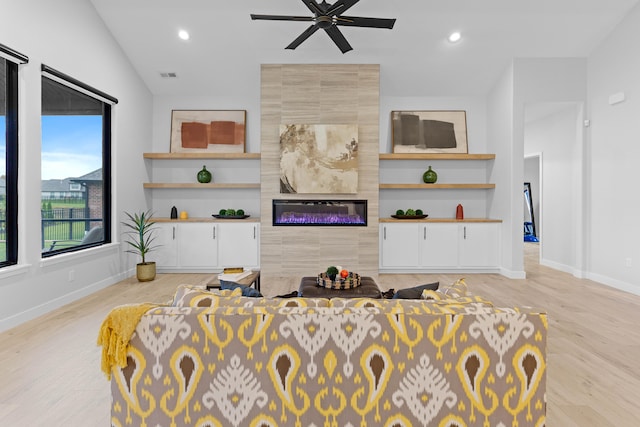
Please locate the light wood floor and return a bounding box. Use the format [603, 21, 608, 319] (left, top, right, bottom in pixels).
[1, 244, 639, 425]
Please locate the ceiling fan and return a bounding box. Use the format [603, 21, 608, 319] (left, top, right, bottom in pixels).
[250, 0, 396, 54]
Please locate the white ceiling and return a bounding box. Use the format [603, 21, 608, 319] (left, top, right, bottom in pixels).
[89, 0, 639, 97]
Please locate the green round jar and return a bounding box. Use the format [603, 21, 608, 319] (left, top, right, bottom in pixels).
[422, 165, 437, 184]
[197, 165, 212, 183]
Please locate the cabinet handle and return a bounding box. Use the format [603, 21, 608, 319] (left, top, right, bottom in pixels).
[424, 226, 426, 240]
[172, 226, 175, 240]
[253, 226, 256, 239]
[383, 226, 386, 240]
[213, 226, 216, 240]
[464, 226, 467, 240]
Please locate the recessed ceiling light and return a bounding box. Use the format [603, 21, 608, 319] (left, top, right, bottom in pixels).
[178, 30, 190, 41]
[448, 32, 461, 43]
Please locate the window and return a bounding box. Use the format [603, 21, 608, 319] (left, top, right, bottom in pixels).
[41, 65, 116, 256]
[0, 44, 26, 267]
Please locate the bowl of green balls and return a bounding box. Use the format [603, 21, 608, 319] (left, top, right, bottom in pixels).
[391, 208, 428, 219]
[212, 208, 249, 219]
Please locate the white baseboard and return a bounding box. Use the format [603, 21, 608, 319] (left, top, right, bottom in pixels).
[540, 258, 575, 275]
[586, 272, 640, 296]
[0, 271, 130, 333]
[499, 268, 527, 279]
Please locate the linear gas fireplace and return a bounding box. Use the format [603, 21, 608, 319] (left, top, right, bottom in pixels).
[273, 199, 367, 226]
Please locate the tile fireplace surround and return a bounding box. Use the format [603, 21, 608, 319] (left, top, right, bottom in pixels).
[260, 64, 380, 280]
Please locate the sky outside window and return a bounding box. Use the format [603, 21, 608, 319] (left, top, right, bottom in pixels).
[41, 115, 101, 180]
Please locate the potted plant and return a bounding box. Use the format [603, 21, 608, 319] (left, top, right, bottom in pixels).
[123, 210, 159, 282]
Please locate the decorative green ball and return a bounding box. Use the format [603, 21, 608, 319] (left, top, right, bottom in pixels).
[396, 209, 405, 215]
[236, 209, 245, 216]
[226, 209, 236, 216]
[218, 209, 227, 216]
[416, 209, 424, 216]
[406, 208, 416, 216]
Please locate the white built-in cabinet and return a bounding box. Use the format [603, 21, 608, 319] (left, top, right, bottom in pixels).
[153, 220, 260, 272]
[218, 222, 260, 268]
[379, 153, 501, 272]
[379, 221, 500, 272]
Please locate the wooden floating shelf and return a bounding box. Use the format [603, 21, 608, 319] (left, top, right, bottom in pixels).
[154, 217, 260, 223]
[379, 183, 496, 189]
[379, 153, 495, 160]
[143, 183, 260, 189]
[143, 153, 260, 160]
[380, 217, 502, 223]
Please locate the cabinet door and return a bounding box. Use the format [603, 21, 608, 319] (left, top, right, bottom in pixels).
[218, 223, 260, 269]
[459, 223, 499, 267]
[154, 223, 178, 268]
[420, 223, 459, 268]
[178, 223, 219, 268]
[380, 223, 420, 268]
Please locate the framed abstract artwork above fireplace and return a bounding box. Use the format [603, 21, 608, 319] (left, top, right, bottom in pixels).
[279, 124, 358, 194]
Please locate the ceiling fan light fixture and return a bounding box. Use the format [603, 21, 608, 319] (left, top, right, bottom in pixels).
[448, 31, 462, 43]
[250, 0, 396, 54]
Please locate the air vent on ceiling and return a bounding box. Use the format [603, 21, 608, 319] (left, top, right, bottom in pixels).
[160, 72, 178, 78]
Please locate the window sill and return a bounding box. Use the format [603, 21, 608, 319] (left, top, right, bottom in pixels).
[39, 242, 120, 268]
[0, 264, 31, 281]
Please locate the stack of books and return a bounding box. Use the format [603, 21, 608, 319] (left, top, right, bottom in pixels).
[218, 267, 252, 282]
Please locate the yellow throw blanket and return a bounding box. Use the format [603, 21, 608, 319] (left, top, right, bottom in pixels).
[97, 303, 159, 379]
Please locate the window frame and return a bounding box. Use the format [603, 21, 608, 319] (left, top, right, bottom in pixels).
[0, 43, 27, 268]
[40, 65, 117, 257]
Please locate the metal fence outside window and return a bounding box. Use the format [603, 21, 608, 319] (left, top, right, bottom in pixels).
[41, 208, 102, 250]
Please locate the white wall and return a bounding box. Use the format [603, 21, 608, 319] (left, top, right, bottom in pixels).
[525, 105, 582, 273]
[378, 96, 489, 218]
[587, 2, 640, 294]
[486, 63, 520, 277]
[485, 58, 587, 279]
[149, 92, 491, 220]
[148, 95, 261, 219]
[0, 0, 153, 331]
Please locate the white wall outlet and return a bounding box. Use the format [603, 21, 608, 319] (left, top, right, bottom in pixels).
[68, 270, 75, 282]
[625, 258, 632, 268]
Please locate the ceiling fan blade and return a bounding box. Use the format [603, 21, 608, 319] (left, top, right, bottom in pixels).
[251, 14, 314, 22]
[324, 26, 353, 53]
[326, 0, 360, 16]
[300, 0, 324, 15]
[336, 16, 396, 29]
[286, 25, 321, 50]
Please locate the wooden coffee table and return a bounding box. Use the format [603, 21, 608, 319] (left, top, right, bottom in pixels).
[298, 276, 382, 299]
[205, 270, 261, 292]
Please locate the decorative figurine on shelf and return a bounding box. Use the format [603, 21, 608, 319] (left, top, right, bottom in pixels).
[197, 165, 212, 183]
[456, 204, 464, 220]
[423, 165, 438, 184]
[170, 206, 178, 219]
[180, 211, 189, 220]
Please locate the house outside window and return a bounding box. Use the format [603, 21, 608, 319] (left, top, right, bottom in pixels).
[41, 66, 115, 256]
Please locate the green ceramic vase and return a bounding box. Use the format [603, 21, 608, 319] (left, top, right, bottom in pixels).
[422, 165, 437, 184]
[197, 165, 212, 183]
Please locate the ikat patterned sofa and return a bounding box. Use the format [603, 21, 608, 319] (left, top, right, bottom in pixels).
[103, 281, 547, 427]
